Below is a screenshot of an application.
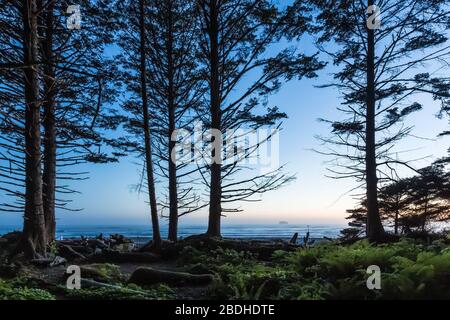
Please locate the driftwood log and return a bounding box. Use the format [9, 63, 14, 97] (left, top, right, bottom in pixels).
[89, 251, 160, 263]
[128, 267, 213, 286]
[139, 235, 300, 260]
[289, 232, 298, 244]
[80, 278, 124, 289]
[57, 243, 87, 261]
[79, 279, 156, 298]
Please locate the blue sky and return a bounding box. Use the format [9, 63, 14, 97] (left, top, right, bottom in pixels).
[2, 57, 448, 228]
[1, 9, 449, 229]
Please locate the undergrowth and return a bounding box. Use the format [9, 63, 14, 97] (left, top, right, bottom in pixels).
[181, 238, 450, 300]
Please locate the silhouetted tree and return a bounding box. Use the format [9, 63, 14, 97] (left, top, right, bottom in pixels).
[345, 162, 450, 236]
[381, 180, 411, 234]
[114, 0, 162, 246]
[402, 164, 450, 232]
[144, 0, 205, 242]
[197, 0, 324, 237]
[310, 0, 450, 242]
[20, 0, 47, 258]
[0, 0, 120, 251]
[39, 0, 120, 241]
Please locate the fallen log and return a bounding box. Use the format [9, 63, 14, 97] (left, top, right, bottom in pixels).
[30, 258, 53, 267]
[89, 251, 160, 263]
[81, 278, 124, 289]
[128, 267, 213, 286]
[30, 256, 67, 267]
[79, 278, 156, 298]
[58, 244, 87, 261]
[177, 235, 300, 260]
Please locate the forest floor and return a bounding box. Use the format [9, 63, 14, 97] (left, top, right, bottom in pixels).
[23, 260, 210, 299]
[1, 232, 450, 300]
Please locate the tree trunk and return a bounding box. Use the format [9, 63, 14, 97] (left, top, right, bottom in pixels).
[365, 0, 385, 242]
[42, 0, 57, 242]
[421, 195, 429, 232]
[394, 209, 399, 235]
[206, 0, 222, 238]
[139, 0, 161, 246]
[167, 3, 179, 242]
[19, 0, 47, 258]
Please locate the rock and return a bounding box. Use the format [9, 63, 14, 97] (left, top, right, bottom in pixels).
[128, 267, 214, 286]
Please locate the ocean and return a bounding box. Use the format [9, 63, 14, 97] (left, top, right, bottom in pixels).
[0, 223, 344, 241]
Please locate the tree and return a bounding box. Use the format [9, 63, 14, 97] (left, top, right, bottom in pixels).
[139, 0, 161, 247]
[402, 164, 450, 232]
[0, 0, 120, 252]
[20, 0, 47, 258]
[144, 0, 205, 241]
[310, 0, 450, 242]
[197, 0, 324, 237]
[115, 0, 162, 247]
[378, 179, 410, 234]
[39, 0, 120, 241]
[345, 162, 450, 236]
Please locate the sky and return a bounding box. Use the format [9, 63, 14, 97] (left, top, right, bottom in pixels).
[2, 63, 447, 228]
[1, 9, 449, 229]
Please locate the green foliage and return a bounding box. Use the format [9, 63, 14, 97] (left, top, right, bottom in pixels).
[276, 239, 450, 299]
[48, 241, 58, 257]
[2, 238, 448, 300]
[382, 249, 450, 299]
[64, 283, 174, 300]
[0, 279, 55, 300]
[191, 248, 294, 299]
[197, 239, 450, 300]
[83, 263, 125, 283]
